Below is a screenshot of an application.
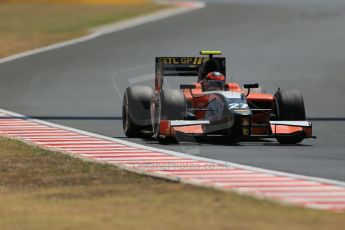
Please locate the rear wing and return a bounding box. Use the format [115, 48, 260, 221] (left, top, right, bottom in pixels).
[155, 54, 226, 91]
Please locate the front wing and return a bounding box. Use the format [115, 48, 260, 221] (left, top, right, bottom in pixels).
[159, 120, 315, 139]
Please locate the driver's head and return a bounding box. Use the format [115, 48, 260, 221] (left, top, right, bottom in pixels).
[202, 72, 225, 91]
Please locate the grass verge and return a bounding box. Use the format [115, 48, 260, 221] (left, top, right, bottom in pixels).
[0, 1, 169, 58]
[0, 136, 344, 230]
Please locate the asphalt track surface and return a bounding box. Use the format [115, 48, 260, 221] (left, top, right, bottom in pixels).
[0, 0, 345, 181]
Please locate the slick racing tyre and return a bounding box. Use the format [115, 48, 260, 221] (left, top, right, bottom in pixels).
[122, 86, 154, 138]
[160, 89, 186, 120]
[152, 89, 186, 144]
[274, 89, 306, 144]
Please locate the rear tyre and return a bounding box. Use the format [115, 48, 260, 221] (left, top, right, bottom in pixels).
[122, 86, 154, 138]
[274, 89, 306, 144]
[153, 89, 186, 144]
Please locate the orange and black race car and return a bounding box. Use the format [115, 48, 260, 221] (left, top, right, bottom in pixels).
[122, 51, 315, 144]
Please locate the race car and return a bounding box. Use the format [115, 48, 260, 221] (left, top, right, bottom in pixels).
[122, 51, 315, 144]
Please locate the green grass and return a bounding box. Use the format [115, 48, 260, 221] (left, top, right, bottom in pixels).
[0, 2, 169, 57]
[0, 136, 344, 230]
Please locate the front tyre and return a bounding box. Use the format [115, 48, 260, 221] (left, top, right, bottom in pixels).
[274, 89, 306, 144]
[152, 89, 186, 144]
[160, 89, 186, 120]
[122, 86, 154, 138]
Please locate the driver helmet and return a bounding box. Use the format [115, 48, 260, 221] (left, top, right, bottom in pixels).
[202, 72, 225, 91]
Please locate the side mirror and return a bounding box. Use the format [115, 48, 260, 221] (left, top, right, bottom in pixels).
[180, 84, 196, 90]
[244, 83, 259, 89]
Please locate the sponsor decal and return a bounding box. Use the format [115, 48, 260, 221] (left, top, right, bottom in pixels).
[159, 57, 203, 65]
